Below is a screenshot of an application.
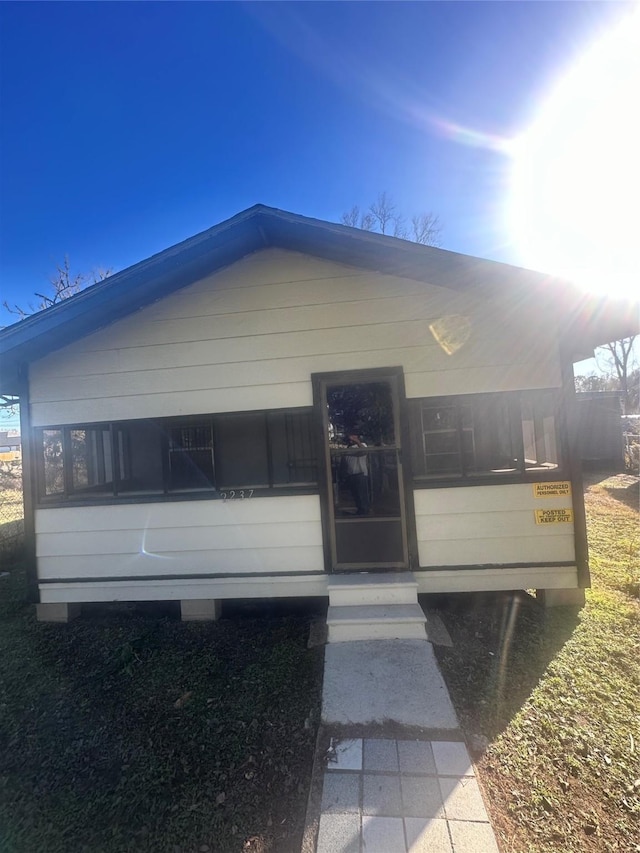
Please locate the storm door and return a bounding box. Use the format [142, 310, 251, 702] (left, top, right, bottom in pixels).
[315, 371, 410, 572]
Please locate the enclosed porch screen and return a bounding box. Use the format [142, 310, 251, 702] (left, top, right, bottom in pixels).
[36, 409, 318, 502]
[409, 390, 564, 482]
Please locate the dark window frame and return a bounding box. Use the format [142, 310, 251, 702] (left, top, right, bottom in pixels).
[409, 389, 568, 488]
[35, 408, 319, 507]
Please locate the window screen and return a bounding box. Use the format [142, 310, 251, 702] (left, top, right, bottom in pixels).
[169, 423, 215, 490]
[410, 392, 562, 481]
[41, 429, 65, 496]
[116, 421, 166, 494]
[70, 427, 113, 493]
[214, 413, 269, 488]
[522, 393, 560, 470]
[269, 410, 318, 485]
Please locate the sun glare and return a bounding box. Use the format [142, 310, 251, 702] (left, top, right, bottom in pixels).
[510, 8, 640, 297]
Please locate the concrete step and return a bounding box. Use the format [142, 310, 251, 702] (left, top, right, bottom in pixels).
[327, 603, 427, 643]
[327, 572, 418, 607]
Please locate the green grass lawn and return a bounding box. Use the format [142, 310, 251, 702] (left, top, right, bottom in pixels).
[434, 473, 640, 852]
[1, 473, 637, 852]
[0, 572, 323, 853]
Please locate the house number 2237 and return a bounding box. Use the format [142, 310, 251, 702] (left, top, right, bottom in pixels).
[220, 490, 254, 500]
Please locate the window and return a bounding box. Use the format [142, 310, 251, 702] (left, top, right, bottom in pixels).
[215, 413, 269, 488]
[169, 423, 215, 490]
[521, 393, 561, 471]
[410, 391, 563, 483]
[269, 410, 317, 485]
[36, 409, 318, 504]
[418, 400, 475, 476]
[114, 421, 165, 494]
[41, 429, 64, 496]
[70, 427, 113, 493]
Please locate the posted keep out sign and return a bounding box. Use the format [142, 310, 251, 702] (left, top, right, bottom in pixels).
[534, 508, 574, 525]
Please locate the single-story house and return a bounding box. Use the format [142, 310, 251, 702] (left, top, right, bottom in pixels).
[1, 205, 637, 623]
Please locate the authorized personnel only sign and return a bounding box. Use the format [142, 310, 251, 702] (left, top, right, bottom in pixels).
[533, 481, 572, 498]
[535, 508, 574, 524]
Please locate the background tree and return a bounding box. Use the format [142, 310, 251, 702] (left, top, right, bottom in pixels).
[574, 373, 620, 394]
[1, 259, 110, 413]
[2, 256, 110, 319]
[595, 336, 638, 413]
[341, 191, 441, 246]
[574, 336, 639, 414]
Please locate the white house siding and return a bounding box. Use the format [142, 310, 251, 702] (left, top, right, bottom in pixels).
[35, 495, 324, 588]
[414, 483, 576, 569]
[29, 249, 571, 600]
[29, 248, 562, 426]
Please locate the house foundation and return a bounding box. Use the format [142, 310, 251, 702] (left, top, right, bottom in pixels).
[537, 588, 586, 608]
[180, 599, 222, 621]
[36, 602, 82, 623]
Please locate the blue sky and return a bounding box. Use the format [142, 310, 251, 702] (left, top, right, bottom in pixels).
[1, 1, 631, 309]
[0, 0, 635, 429]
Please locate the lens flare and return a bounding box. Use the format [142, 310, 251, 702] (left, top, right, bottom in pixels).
[510, 8, 640, 296]
[429, 116, 514, 155]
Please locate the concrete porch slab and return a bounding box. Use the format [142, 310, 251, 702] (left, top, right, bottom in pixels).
[322, 639, 459, 729]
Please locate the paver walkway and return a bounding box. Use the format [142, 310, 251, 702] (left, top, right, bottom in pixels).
[315, 736, 498, 853]
[304, 636, 500, 852]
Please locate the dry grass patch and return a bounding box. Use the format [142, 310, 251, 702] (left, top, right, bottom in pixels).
[434, 474, 639, 853]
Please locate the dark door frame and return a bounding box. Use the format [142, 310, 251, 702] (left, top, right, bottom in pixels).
[311, 366, 418, 574]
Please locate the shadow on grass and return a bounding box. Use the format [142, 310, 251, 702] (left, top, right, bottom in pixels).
[583, 470, 640, 511]
[601, 480, 639, 511]
[0, 562, 324, 853]
[423, 590, 580, 747]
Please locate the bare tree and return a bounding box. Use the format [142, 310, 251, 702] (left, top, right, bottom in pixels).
[341, 191, 441, 246]
[341, 205, 361, 229]
[340, 205, 375, 231]
[369, 191, 397, 236]
[595, 336, 638, 413]
[1, 258, 111, 413]
[2, 256, 110, 319]
[411, 212, 441, 246]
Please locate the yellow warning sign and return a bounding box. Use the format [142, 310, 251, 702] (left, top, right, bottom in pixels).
[533, 482, 572, 498]
[535, 508, 574, 525]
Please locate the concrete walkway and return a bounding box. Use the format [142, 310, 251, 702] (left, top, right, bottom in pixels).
[303, 638, 500, 853]
[322, 640, 458, 729]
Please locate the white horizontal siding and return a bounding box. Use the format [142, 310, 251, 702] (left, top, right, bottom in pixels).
[414, 484, 575, 567]
[29, 248, 562, 426]
[31, 338, 549, 404]
[37, 523, 321, 557]
[35, 495, 324, 580]
[37, 549, 323, 580]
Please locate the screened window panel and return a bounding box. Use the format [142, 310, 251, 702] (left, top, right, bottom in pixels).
[41, 429, 65, 496]
[522, 394, 560, 470]
[269, 410, 318, 485]
[214, 413, 269, 488]
[411, 392, 562, 481]
[70, 427, 113, 493]
[466, 397, 520, 475]
[116, 421, 165, 494]
[169, 424, 215, 490]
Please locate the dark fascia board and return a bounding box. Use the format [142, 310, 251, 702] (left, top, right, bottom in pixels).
[1, 204, 638, 392]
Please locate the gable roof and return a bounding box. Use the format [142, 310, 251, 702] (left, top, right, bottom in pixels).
[1, 204, 637, 394]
